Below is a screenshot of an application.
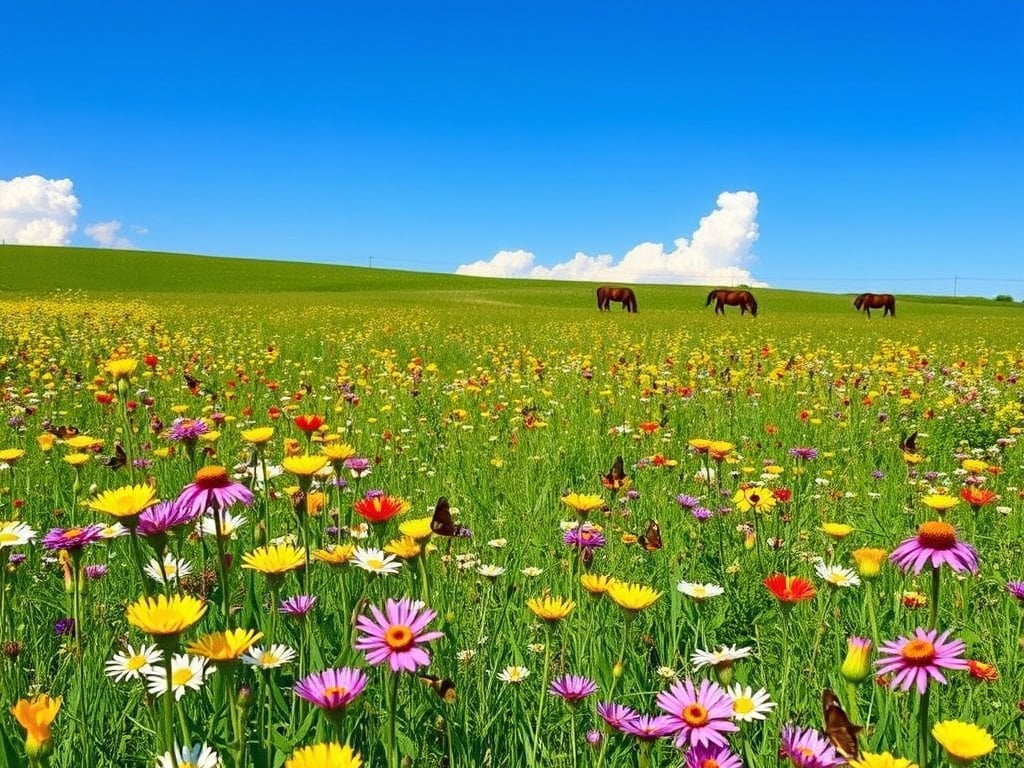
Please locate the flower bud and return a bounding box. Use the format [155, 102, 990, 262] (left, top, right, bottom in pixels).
[841, 636, 873, 684]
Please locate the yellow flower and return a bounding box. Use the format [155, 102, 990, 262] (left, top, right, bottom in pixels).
[285, 742, 363, 768]
[688, 438, 712, 452]
[282, 454, 329, 477]
[88, 484, 158, 521]
[848, 752, 919, 768]
[399, 516, 434, 541]
[708, 440, 734, 460]
[921, 494, 959, 514]
[242, 543, 306, 575]
[526, 595, 575, 623]
[902, 451, 923, 465]
[384, 536, 422, 559]
[63, 452, 91, 467]
[961, 458, 988, 474]
[732, 486, 776, 513]
[241, 426, 275, 445]
[851, 547, 888, 578]
[313, 544, 355, 566]
[840, 637, 873, 684]
[65, 435, 100, 450]
[126, 594, 207, 637]
[187, 627, 263, 662]
[0, 448, 26, 464]
[560, 493, 605, 516]
[821, 522, 853, 539]
[105, 358, 138, 381]
[321, 441, 356, 463]
[931, 720, 996, 764]
[606, 581, 663, 613]
[10, 694, 62, 757]
[580, 573, 614, 595]
[36, 433, 56, 452]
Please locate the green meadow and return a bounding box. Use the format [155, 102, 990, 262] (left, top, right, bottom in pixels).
[0, 244, 1022, 767]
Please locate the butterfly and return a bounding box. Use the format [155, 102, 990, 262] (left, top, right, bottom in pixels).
[601, 456, 628, 491]
[822, 689, 861, 759]
[638, 519, 663, 552]
[42, 420, 80, 440]
[900, 431, 918, 454]
[184, 372, 202, 393]
[430, 497, 470, 538]
[99, 441, 127, 470]
[418, 674, 457, 704]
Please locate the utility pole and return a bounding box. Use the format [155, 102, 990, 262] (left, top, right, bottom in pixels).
[953, 276, 958, 297]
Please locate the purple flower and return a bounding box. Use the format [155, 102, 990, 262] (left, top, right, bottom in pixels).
[684, 744, 744, 768]
[788, 447, 818, 461]
[42, 524, 105, 551]
[691, 507, 713, 522]
[84, 564, 108, 580]
[8, 553, 26, 566]
[280, 594, 318, 618]
[294, 667, 368, 711]
[137, 501, 199, 537]
[563, 524, 606, 550]
[1007, 581, 1024, 601]
[167, 417, 208, 442]
[354, 598, 444, 673]
[343, 457, 372, 478]
[654, 678, 738, 749]
[871, 469, 885, 480]
[780, 724, 846, 767]
[549, 674, 598, 704]
[875, 627, 968, 694]
[597, 701, 640, 731]
[176, 466, 254, 516]
[54, 617, 76, 636]
[619, 713, 679, 740]
[890, 521, 979, 574]
[676, 494, 701, 509]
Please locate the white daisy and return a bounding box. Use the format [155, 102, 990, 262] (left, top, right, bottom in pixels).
[242, 644, 297, 670]
[477, 564, 506, 578]
[690, 644, 754, 670]
[0, 521, 37, 547]
[676, 581, 725, 601]
[145, 653, 212, 701]
[200, 510, 247, 539]
[105, 644, 163, 682]
[497, 665, 530, 683]
[814, 560, 861, 588]
[521, 566, 543, 577]
[726, 683, 777, 722]
[144, 553, 193, 584]
[156, 742, 220, 768]
[351, 546, 402, 575]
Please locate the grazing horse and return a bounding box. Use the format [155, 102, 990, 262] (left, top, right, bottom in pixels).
[597, 286, 638, 313]
[853, 293, 896, 318]
[706, 289, 758, 317]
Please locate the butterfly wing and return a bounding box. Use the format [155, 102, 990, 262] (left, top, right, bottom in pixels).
[101, 441, 127, 470]
[638, 519, 663, 552]
[602, 456, 626, 490]
[430, 497, 456, 536]
[418, 674, 457, 703]
[900, 431, 918, 453]
[822, 689, 861, 759]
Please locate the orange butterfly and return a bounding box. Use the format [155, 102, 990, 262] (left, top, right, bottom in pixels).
[42, 420, 80, 440]
[822, 689, 861, 759]
[638, 519, 662, 552]
[418, 674, 457, 703]
[602, 456, 628, 491]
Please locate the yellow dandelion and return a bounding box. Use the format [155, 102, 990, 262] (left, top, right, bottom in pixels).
[88, 484, 158, 521]
[526, 595, 575, 623]
[560, 493, 605, 516]
[187, 627, 263, 662]
[241, 426, 275, 445]
[606, 581, 663, 613]
[931, 720, 996, 764]
[126, 594, 207, 637]
[242, 543, 306, 575]
[398, 516, 434, 541]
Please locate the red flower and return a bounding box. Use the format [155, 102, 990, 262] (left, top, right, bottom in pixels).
[294, 414, 325, 433]
[637, 421, 660, 435]
[960, 487, 997, 508]
[967, 660, 999, 682]
[95, 392, 114, 405]
[143, 354, 159, 368]
[353, 493, 411, 524]
[773, 488, 793, 504]
[763, 573, 816, 603]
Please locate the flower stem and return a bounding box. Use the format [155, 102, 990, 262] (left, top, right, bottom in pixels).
[387, 671, 401, 768]
[529, 634, 553, 768]
[918, 684, 931, 768]
[928, 565, 940, 631]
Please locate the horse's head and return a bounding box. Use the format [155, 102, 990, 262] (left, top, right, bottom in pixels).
[854, 294, 865, 310]
[705, 290, 718, 306]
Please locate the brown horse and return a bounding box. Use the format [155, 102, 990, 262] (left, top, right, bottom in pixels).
[597, 286, 638, 313]
[854, 293, 896, 318]
[706, 289, 758, 316]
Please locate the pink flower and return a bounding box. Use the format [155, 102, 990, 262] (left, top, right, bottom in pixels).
[780, 725, 846, 767]
[176, 466, 254, 516]
[876, 627, 968, 694]
[655, 678, 738, 749]
[684, 744, 744, 768]
[354, 598, 444, 673]
[293, 667, 367, 711]
[889, 520, 978, 574]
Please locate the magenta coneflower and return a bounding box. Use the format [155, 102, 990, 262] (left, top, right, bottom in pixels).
[176, 466, 255, 516]
[280, 594, 318, 618]
[549, 674, 598, 704]
[294, 667, 368, 711]
[788, 446, 819, 461]
[779, 725, 846, 767]
[42, 524, 106, 551]
[354, 598, 444, 673]
[889, 521, 978, 574]
[875, 627, 968, 694]
[597, 701, 640, 731]
[1006, 580, 1024, 602]
[655, 678, 738, 749]
[683, 744, 744, 768]
[137, 501, 199, 537]
[619, 713, 678, 740]
[168, 417, 208, 442]
[562, 525, 606, 550]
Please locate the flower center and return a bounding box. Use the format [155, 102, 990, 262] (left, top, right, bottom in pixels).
[385, 624, 414, 651]
[261, 652, 279, 666]
[749, 493, 760, 504]
[901, 638, 937, 666]
[0, 532, 16, 543]
[700, 760, 720, 768]
[65, 528, 82, 538]
[682, 702, 709, 726]
[194, 465, 230, 489]
[127, 655, 148, 671]
[323, 685, 349, 699]
[172, 667, 195, 687]
[733, 697, 754, 715]
[918, 521, 956, 550]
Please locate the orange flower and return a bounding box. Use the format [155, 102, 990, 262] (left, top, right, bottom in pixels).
[294, 414, 325, 434]
[959, 487, 997, 509]
[637, 421, 660, 434]
[762, 573, 816, 603]
[353, 493, 411, 524]
[966, 660, 999, 682]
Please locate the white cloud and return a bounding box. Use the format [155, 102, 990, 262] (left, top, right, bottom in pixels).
[0, 175, 80, 245]
[456, 191, 766, 286]
[85, 220, 134, 248]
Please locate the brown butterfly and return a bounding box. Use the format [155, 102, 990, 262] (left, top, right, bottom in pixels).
[99, 441, 127, 470]
[184, 372, 202, 394]
[638, 519, 663, 552]
[601, 456, 628, 491]
[430, 497, 470, 538]
[42, 420, 80, 440]
[822, 689, 861, 759]
[418, 674, 457, 704]
[900, 431, 918, 453]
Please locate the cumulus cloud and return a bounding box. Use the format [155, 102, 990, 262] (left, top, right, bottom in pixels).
[456, 191, 766, 286]
[0, 175, 80, 245]
[85, 220, 134, 248]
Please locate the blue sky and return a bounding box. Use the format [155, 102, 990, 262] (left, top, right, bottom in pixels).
[2, 2, 1022, 297]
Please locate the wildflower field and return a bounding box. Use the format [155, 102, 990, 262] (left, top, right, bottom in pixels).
[2, 246, 1024, 768]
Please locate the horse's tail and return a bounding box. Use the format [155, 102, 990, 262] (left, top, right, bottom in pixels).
[705, 290, 717, 306]
[596, 287, 603, 309]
